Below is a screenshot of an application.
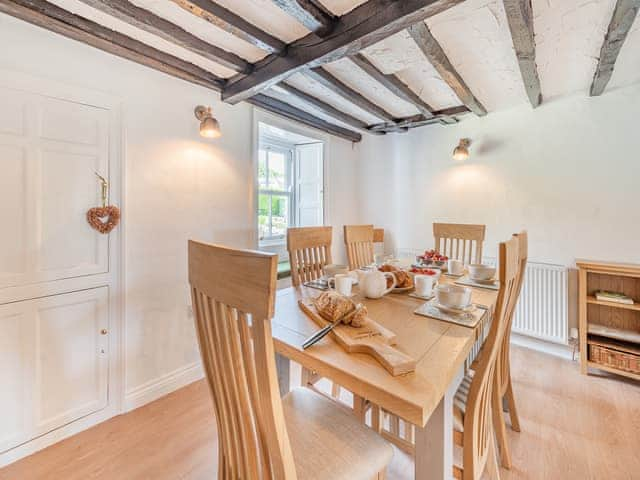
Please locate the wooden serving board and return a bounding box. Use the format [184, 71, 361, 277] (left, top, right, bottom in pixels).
[298, 300, 416, 376]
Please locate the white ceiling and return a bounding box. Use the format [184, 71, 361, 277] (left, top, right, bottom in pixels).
[28, 0, 640, 128]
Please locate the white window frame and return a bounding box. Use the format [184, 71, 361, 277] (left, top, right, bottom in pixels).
[258, 139, 294, 244]
[251, 111, 330, 251]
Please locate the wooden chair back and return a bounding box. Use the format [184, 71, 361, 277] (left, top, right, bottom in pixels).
[462, 236, 520, 480]
[373, 228, 384, 244]
[433, 223, 486, 265]
[497, 231, 528, 395]
[188, 240, 297, 480]
[287, 226, 333, 287]
[344, 224, 375, 270]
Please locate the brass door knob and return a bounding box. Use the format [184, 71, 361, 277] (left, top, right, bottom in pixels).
[100, 329, 108, 335]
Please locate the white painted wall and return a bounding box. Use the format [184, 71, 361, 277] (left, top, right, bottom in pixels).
[0, 14, 360, 410]
[354, 84, 640, 268]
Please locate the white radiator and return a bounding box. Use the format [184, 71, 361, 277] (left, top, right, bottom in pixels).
[483, 258, 569, 345]
[398, 249, 569, 345]
[512, 262, 568, 345]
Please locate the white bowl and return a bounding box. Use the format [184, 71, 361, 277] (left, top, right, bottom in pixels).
[468, 264, 496, 281]
[435, 284, 472, 309]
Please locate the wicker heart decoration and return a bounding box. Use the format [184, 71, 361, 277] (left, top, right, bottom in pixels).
[87, 205, 120, 234]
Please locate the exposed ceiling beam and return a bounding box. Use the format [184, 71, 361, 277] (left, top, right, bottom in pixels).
[350, 53, 436, 119]
[408, 22, 487, 116]
[170, 0, 286, 54]
[77, 0, 250, 73]
[368, 105, 470, 131]
[222, 0, 465, 104]
[590, 0, 640, 96]
[503, 0, 542, 107]
[275, 82, 384, 134]
[247, 94, 362, 142]
[271, 0, 335, 36]
[0, 0, 225, 91]
[305, 67, 396, 123]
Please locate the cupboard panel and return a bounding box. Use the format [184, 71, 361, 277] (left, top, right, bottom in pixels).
[0, 303, 33, 453]
[35, 287, 109, 434]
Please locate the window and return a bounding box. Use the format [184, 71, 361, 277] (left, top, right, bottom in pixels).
[258, 144, 293, 242]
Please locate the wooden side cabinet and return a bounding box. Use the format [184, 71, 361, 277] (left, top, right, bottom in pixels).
[577, 260, 640, 381]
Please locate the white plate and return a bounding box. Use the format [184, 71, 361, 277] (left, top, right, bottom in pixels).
[392, 286, 414, 293]
[432, 302, 476, 315]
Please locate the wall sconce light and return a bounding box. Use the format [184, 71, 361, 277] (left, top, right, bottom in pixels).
[194, 105, 221, 138]
[452, 138, 471, 161]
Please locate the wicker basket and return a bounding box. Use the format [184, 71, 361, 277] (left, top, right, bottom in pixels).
[589, 342, 640, 375]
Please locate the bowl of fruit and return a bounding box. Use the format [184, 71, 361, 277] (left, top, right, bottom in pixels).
[416, 250, 449, 270]
[409, 266, 442, 282]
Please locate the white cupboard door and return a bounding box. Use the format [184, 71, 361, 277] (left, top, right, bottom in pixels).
[296, 143, 324, 227]
[34, 287, 109, 436]
[0, 88, 110, 290]
[295, 143, 324, 227]
[0, 301, 34, 453]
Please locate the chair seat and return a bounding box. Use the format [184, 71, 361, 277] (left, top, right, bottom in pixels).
[283, 387, 393, 480]
[453, 372, 474, 432]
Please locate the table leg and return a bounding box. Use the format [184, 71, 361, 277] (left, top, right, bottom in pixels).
[415, 367, 463, 480]
[275, 353, 290, 397]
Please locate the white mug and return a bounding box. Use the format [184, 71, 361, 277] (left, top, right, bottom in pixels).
[328, 274, 352, 297]
[414, 275, 435, 298]
[448, 259, 464, 275]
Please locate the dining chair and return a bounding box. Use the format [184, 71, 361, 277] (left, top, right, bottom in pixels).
[287, 226, 332, 287]
[344, 224, 375, 270]
[491, 231, 527, 468]
[188, 240, 393, 480]
[433, 223, 486, 265]
[452, 235, 521, 480]
[286, 227, 357, 408]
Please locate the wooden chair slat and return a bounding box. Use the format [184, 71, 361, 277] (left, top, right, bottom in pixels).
[433, 223, 486, 265]
[287, 227, 332, 287]
[344, 225, 375, 270]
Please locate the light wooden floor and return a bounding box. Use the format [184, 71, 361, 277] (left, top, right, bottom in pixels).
[1, 346, 638, 480]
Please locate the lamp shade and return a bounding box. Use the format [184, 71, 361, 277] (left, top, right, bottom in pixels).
[200, 116, 221, 138]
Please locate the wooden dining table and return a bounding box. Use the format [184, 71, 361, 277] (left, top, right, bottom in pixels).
[271, 275, 499, 480]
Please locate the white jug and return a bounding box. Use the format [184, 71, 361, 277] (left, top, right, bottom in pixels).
[358, 269, 396, 299]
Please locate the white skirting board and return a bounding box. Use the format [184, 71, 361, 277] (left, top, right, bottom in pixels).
[124, 362, 205, 412]
[510, 332, 574, 361]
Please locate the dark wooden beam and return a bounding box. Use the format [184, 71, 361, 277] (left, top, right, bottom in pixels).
[408, 22, 487, 116]
[77, 0, 250, 73]
[590, 0, 640, 96]
[368, 105, 470, 131]
[247, 94, 362, 142]
[350, 53, 436, 119]
[272, 0, 335, 36]
[0, 0, 225, 91]
[503, 0, 542, 107]
[170, 0, 286, 54]
[276, 83, 384, 134]
[305, 67, 396, 122]
[222, 0, 464, 103]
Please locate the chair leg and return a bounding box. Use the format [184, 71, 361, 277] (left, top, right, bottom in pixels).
[375, 468, 386, 480]
[505, 380, 521, 432]
[371, 404, 381, 433]
[331, 382, 341, 399]
[353, 395, 367, 422]
[492, 386, 512, 469]
[486, 433, 502, 480]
